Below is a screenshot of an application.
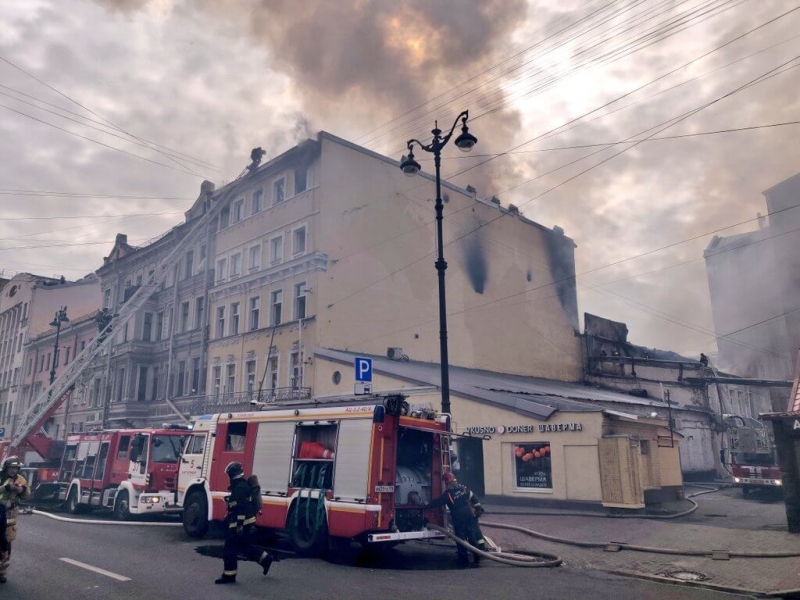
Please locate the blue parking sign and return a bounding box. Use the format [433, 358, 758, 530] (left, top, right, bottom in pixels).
[354, 357, 373, 382]
[0, 427, 5, 440]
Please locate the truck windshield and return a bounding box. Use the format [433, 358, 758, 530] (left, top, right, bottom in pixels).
[151, 435, 184, 463]
[732, 452, 775, 467]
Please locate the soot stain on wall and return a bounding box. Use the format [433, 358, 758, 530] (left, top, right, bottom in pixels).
[463, 235, 488, 294]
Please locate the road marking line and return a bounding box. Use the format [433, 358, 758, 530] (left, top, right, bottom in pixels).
[59, 558, 132, 582]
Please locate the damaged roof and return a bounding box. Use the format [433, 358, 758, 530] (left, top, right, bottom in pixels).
[315, 348, 679, 421]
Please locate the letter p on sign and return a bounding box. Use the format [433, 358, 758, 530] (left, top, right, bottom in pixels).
[355, 357, 373, 382]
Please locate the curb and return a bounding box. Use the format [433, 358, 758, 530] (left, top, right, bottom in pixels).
[31, 509, 182, 527]
[602, 568, 766, 597]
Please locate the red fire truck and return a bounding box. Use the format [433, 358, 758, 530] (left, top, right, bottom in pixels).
[178, 395, 450, 555]
[57, 427, 189, 518]
[726, 416, 783, 494]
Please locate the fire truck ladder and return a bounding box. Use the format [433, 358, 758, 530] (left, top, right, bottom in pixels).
[10, 154, 264, 448]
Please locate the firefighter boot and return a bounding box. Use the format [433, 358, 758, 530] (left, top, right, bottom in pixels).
[214, 574, 236, 585]
[259, 552, 273, 575]
[0, 574, 6, 584]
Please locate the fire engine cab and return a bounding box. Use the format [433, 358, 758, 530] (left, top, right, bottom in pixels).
[178, 395, 450, 555]
[57, 427, 189, 518]
[726, 416, 782, 493]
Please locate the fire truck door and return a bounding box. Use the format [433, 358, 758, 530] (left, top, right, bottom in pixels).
[177, 433, 206, 505]
[128, 433, 150, 486]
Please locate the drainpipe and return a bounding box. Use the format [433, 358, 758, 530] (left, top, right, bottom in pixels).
[200, 219, 213, 395]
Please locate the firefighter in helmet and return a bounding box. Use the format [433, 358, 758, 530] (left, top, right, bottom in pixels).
[424, 471, 486, 566]
[0, 456, 29, 583]
[215, 461, 273, 585]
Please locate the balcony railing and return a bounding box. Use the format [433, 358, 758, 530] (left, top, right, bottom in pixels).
[149, 387, 313, 418]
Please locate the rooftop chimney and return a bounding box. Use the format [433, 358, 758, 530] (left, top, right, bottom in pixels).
[115, 233, 128, 246]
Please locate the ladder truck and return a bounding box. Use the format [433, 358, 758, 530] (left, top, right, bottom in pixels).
[7, 150, 265, 491]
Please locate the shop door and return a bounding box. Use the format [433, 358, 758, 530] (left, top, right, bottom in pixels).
[454, 437, 485, 496]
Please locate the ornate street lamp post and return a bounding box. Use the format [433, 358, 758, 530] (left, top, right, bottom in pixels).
[399, 111, 477, 420]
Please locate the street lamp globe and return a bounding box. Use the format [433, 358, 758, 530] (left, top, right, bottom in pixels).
[454, 123, 478, 152]
[400, 151, 421, 177]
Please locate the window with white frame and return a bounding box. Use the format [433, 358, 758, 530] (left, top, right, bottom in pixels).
[271, 290, 283, 326]
[294, 282, 307, 320]
[270, 236, 283, 263]
[268, 354, 278, 391]
[273, 178, 285, 205]
[248, 245, 261, 270]
[293, 226, 306, 255]
[230, 253, 242, 278]
[216, 258, 227, 282]
[219, 205, 230, 230]
[246, 359, 256, 394]
[290, 350, 303, 389]
[252, 189, 263, 215]
[232, 198, 245, 223]
[213, 365, 221, 398]
[230, 302, 240, 336]
[226, 364, 236, 396]
[180, 301, 190, 333]
[216, 306, 225, 338]
[249, 296, 260, 331]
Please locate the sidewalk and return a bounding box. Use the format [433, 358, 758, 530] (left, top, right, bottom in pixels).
[481, 490, 800, 596]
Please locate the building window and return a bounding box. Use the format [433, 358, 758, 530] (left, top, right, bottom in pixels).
[230, 253, 242, 278]
[143, 312, 153, 341]
[176, 361, 186, 396]
[294, 168, 307, 195]
[152, 366, 159, 400]
[199, 245, 207, 269]
[216, 258, 227, 282]
[103, 289, 111, 309]
[180, 301, 190, 333]
[230, 303, 240, 336]
[513, 442, 552, 491]
[249, 296, 260, 331]
[294, 283, 307, 320]
[26, 358, 32, 376]
[268, 354, 278, 391]
[252, 189, 263, 215]
[195, 297, 204, 330]
[156, 311, 164, 341]
[270, 236, 283, 263]
[191, 358, 201, 395]
[271, 290, 283, 326]
[226, 364, 236, 395]
[232, 199, 245, 223]
[64, 347, 70, 365]
[81, 340, 86, 351]
[216, 306, 226, 338]
[248, 245, 261, 271]
[46, 352, 51, 370]
[293, 226, 306, 255]
[91, 378, 101, 408]
[290, 350, 303, 389]
[123, 322, 129, 343]
[117, 367, 127, 400]
[213, 365, 222, 398]
[246, 359, 256, 394]
[137, 367, 148, 402]
[219, 205, 230, 230]
[16, 334, 22, 352]
[184, 250, 194, 280]
[273, 178, 285, 205]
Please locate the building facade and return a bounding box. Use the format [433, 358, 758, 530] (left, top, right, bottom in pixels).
[20, 310, 101, 438]
[201, 132, 583, 414]
[0, 272, 100, 439]
[705, 172, 800, 392]
[94, 182, 216, 427]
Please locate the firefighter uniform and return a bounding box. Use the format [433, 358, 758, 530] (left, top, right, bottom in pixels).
[426, 474, 486, 565]
[216, 462, 272, 585]
[0, 458, 29, 583]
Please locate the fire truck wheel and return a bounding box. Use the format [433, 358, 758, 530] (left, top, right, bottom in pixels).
[183, 492, 209, 538]
[114, 490, 132, 521]
[65, 488, 79, 514]
[288, 500, 328, 557]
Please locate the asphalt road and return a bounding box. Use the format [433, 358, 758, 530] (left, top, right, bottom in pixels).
[4, 512, 753, 600]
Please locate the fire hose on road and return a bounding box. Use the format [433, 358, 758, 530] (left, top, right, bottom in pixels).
[426, 524, 562, 567]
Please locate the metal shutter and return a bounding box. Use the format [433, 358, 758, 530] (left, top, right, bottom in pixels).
[253, 421, 296, 493]
[333, 419, 373, 502]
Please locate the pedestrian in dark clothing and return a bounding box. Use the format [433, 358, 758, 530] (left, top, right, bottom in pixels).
[424, 472, 486, 566]
[215, 461, 273, 585]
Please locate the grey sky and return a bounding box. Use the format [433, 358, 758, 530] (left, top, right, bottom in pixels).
[1, 0, 798, 361]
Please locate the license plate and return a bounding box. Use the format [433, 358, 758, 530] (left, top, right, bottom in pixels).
[374, 485, 394, 493]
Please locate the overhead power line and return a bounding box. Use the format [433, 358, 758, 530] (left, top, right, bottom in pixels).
[0, 55, 209, 179]
[0, 210, 183, 222]
[0, 189, 191, 200]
